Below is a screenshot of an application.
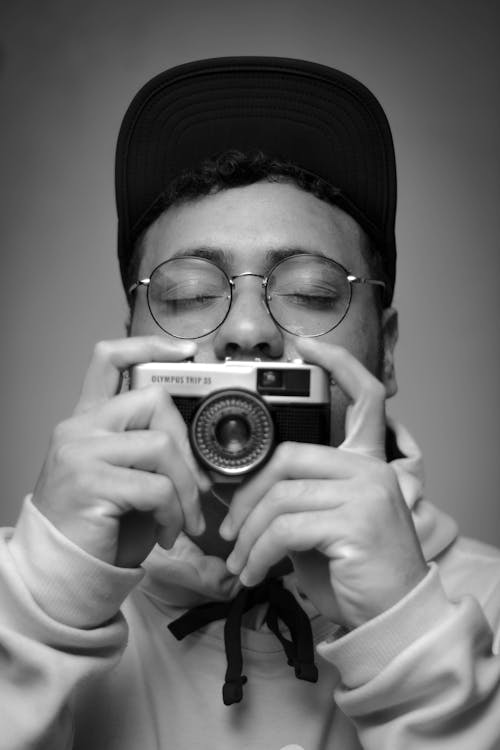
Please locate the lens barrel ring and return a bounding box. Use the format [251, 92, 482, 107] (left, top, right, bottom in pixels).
[190, 388, 275, 476]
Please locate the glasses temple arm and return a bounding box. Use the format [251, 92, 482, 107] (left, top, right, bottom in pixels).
[347, 275, 386, 290]
[128, 278, 151, 295]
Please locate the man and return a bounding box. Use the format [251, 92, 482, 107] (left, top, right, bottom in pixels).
[1, 57, 499, 749]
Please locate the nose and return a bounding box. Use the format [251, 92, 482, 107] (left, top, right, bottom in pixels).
[213, 274, 284, 360]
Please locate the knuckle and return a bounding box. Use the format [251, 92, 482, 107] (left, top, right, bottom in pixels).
[154, 506, 180, 531]
[149, 429, 175, 454]
[152, 472, 175, 498]
[266, 481, 287, 507]
[50, 443, 98, 499]
[274, 441, 297, 464]
[290, 478, 310, 502]
[149, 384, 174, 409]
[51, 440, 83, 474]
[50, 441, 69, 470]
[93, 339, 114, 364]
[266, 480, 297, 509]
[269, 513, 292, 544]
[51, 418, 73, 447]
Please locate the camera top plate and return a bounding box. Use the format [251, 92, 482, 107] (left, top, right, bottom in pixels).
[130, 360, 330, 403]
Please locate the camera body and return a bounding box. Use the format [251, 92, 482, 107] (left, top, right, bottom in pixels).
[130, 360, 330, 481]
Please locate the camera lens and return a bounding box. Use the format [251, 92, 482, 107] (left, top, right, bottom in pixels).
[190, 389, 274, 476]
[215, 416, 251, 454]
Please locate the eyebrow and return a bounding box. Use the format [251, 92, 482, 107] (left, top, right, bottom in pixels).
[168, 245, 330, 269]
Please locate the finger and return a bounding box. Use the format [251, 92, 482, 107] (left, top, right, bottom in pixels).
[75, 336, 197, 414]
[226, 479, 349, 573]
[69, 386, 211, 492]
[122, 429, 205, 536]
[235, 509, 334, 587]
[67, 430, 205, 536]
[92, 465, 185, 548]
[295, 338, 386, 457]
[93, 464, 181, 518]
[147, 391, 213, 494]
[220, 442, 366, 539]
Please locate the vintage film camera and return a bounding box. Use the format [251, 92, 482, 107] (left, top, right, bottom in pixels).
[130, 360, 331, 481]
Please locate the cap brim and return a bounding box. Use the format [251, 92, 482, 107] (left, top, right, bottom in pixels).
[116, 57, 396, 300]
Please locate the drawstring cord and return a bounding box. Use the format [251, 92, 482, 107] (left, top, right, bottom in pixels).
[168, 578, 318, 705]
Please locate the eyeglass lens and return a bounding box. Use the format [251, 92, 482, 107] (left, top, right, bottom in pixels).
[147, 255, 351, 338]
[266, 254, 351, 336]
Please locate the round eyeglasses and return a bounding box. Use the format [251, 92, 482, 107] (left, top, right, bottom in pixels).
[129, 254, 386, 339]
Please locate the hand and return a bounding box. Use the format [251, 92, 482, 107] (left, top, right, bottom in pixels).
[219, 339, 428, 629]
[32, 337, 210, 568]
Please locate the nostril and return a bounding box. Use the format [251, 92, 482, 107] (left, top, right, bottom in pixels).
[223, 342, 274, 360]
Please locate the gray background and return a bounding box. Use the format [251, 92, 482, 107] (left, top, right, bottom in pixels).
[1, 0, 499, 545]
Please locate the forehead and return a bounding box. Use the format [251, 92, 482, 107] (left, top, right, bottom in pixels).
[139, 181, 369, 274]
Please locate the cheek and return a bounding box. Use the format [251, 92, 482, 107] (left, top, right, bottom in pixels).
[322, 309, 384, 447]
[327, 303, 383, 376]
[129, 300, 161, 337]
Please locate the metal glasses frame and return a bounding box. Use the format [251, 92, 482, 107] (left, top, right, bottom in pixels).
[128, 253, 386, 339]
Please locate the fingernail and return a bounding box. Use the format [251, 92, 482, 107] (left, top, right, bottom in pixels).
[186, 511, 205, 537]
[157, 525, 177, 550]
[198, 473, 213, 493]
[219, 517, 234, 540]
[226, 553, 240, 575]
[195, 515, 206, 536]
[239, 569, 251, 587]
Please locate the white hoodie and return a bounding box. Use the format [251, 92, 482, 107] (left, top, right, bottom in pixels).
[1, 421, 500, 750]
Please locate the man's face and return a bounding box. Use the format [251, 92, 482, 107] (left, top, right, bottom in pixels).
[130, 180, 398, 447]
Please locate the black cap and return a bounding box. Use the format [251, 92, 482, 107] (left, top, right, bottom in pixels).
[115, 56, 397, 303]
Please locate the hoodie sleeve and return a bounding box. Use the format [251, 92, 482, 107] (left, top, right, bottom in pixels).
[317, 563, 500, 749]
[0, 496, 144, 750]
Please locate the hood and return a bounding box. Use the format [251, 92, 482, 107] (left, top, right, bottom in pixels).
[139, 419, 458, 611]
